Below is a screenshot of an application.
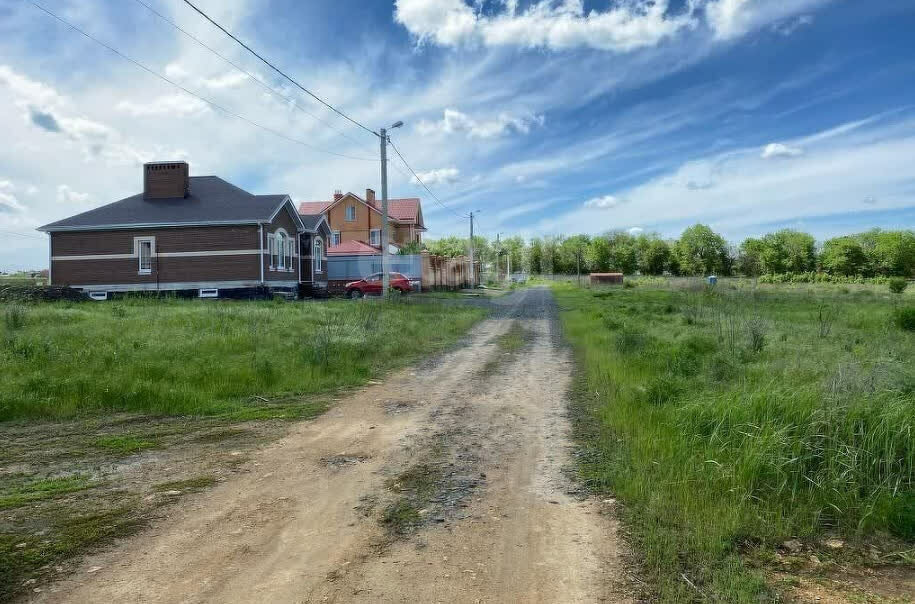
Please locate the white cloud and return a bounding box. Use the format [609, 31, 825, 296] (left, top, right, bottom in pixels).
[628, 226, 644, 235]
[202, 71, 249, 89]
[411, 167, 460, 186]
[116, 94, 209, 117]
[417, 108, 543, 139]
[395, 0, 829, 51]
[0, 180, 26, 213]
[543, 114, 915, 238]
[56, 184, 91, 205]
[395, 0, 696, 52]
[584, 194, 623, 209]
[772, 14, 814, 36]
[706, 0, 828, 40]
[761, 142, 804, 159]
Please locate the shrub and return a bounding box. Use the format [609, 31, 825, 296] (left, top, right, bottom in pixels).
[888, 277, 908, 294]
[894, 307, 915, 331]
[4, 305, 26, 331]
[615, 328, 647, 353]
[887, 492, 915, 540]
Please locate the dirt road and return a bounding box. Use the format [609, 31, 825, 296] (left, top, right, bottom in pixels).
[32, 287, 633, 603]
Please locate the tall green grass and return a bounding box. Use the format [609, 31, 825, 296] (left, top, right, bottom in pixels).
[0, 298, 485, 421]
[555, 282, 915, 601]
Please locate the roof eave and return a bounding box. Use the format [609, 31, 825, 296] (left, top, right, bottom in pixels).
[38, 219, 264, 233]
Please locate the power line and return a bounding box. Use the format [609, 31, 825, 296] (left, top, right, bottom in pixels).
[28, 1, 377, 162]
[182, 0, 378, 139]
[387, 139, 469, 219]
[130, 0, 370, 151]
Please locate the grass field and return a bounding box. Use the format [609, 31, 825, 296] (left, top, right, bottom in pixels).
[0, 296, 486, 598]
[555, 280, 915, 601]
[0, 297, 486, 421]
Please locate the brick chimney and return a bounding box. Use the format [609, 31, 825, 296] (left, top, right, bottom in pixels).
[333, 189, 343, 201]
[365, 188, 375, 202]
[144, 162, 189, 199]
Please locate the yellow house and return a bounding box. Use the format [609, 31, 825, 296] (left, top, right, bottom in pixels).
[298, 189, 425, 250]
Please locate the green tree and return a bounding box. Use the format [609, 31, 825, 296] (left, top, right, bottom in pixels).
[605, 231, 638, 274]
[760, 229, 816, 273]
[586, 237, 611, 273]
[673, 224, 729, 276]
[426, 236, 466, 258]
[528, 238, 543, 274]
[820, 236, 867, 276]
[860, 229, 915, 276]
[738, 237, 765, 276]
[560, 235, 591, 276]
[636, 234, 671, 275]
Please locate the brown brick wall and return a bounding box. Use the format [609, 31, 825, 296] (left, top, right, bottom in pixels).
[52, 226, 259, 256]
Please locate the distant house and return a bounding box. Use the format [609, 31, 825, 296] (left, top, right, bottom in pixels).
[38, 161, 331, 299]
[298, 189, 425, 250]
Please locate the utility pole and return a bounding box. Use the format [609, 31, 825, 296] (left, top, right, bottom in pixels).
[378, 121, 402, 298]
[380, 127, 390, 296]
[468, 211, 475, 288]
[496, 232, 501, 281]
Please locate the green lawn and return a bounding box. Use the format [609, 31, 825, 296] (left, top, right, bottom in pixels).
[0, 297, 487, 421]
[555, 280, 915, 601]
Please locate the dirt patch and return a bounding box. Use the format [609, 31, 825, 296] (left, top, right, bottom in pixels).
[27, 288, 636, 604]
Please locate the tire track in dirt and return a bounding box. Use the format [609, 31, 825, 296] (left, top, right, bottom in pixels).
[30, 287, 634, 604]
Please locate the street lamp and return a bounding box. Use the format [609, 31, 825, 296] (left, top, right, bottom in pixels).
[380, 120, 403, 297]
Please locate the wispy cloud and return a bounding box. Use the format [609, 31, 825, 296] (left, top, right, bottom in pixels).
[417, 108, 543, 139]
[761, 142, 804, 158]
[411, 167, 460, 186]
[584, 195, 625, 209]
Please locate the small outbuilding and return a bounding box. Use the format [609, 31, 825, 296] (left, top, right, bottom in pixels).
[590, 273, 624, 285]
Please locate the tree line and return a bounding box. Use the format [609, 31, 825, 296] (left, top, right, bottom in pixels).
[419, 226, 915, 278]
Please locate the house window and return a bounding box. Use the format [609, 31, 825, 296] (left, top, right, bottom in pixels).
[313, 237, 323, 274]
[272, 229, 291, 270]
[199, 288, 219, 298]
[135, 237, 154, 274]
[332, 231, 341, 246]
[370, 229, 380, 247]
[89, 291, 108, 301]
[345, 205, 356, 221]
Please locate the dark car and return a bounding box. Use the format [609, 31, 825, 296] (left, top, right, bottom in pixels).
[345, 272, 411, 298]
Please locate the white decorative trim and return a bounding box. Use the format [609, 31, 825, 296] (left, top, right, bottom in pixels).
[72, 280, 298, 293]
[52, 249, 264, 261]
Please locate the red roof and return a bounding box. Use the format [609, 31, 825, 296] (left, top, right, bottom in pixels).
[297, 201, 331, 215]
[297, 193, 421, 224]
[327, 240, 381, 255]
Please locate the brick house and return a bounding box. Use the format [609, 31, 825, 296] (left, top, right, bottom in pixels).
[298, 189, 425, 251]
[38, 162, 331, 299]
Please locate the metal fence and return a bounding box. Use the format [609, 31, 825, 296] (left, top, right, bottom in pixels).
[327, 254, 423, 281]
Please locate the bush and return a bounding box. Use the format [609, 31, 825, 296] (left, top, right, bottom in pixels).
[888, 277, 908, 294]
[895, 307, 915, 331]
[4, 305, 25, 331]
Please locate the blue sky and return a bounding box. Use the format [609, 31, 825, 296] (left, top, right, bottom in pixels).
[1, 0, 914, 270]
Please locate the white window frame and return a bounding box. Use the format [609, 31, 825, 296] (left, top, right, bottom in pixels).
[370, 229, 381, 247]
[272, 229, 289, 271]
[285, 238, 293, 272]
[332, 230, 341, 246]
[268, 234, 276, 269]
[135, 236, 155, 275]
[313, 236, 324, 274]
[199, 288, 219, 298]
[345, 205, 356, 221]
[89, 291, 108, 301]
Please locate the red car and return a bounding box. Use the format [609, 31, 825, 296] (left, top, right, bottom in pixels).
[345, 272, 411, 298]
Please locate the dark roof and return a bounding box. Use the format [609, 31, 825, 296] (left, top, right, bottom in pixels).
[39, 176, 297, 232]
[298, 213, 327, 231]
